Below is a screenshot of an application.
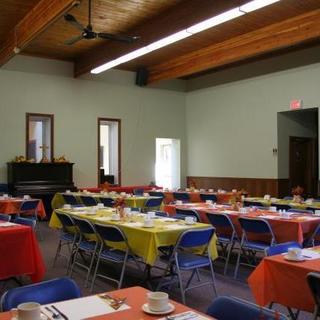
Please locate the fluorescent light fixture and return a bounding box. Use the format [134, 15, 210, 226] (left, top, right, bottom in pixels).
[240, 0, 280, 13]
[147, 30, 192, 51]
[91, 47, 150, 74]
[91, 0, 282, 74]
[187, 8, 244, 34]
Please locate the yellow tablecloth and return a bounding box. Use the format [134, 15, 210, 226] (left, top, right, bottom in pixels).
[245, 197, 320, 210]
[51, 192, 156, 210]
[50, 208, 218, 266]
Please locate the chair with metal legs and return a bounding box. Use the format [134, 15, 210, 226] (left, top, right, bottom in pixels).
[0, 214, 10, 222]
[62, 194, 83, 207]
[53, 211, 79, 272]
[69, 217, 100, 287]
[80, 195, 97, 207]
[206, 213, 239, 275]
[175, 208, 201, 222]
[234, 217, 276, 279]
[157, 227, 217, 305]
[91, 224, 142, 291]
[307, 272, 320, 320]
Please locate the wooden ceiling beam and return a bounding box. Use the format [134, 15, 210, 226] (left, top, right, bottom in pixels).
[0, 0, 80, 67]
[74, 0, 248, 77]
[147, 8, 320, 84]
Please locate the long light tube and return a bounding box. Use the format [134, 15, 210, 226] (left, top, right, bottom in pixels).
[91, 0, 281, 74]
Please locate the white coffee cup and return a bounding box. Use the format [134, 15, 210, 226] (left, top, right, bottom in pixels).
[144, 219, 154, 227]
[15, 302, 41, 320]
[147, 292, 169, 312]
[23, 195, 30, 200]
[306, 199, 313, 205]
[3, 193, 9, 198]
[120, 192, 126, 196]
[63, 204, 71, 209]
[232, 189, 237, 193]
[111, 213, 120, 221]
[83, 189, 88, 193]
[239, 207, 247, 214]
[176, 200, 183, 205]
[97, 203, 104, 209]
[147, 211, 155, 219]
[143, 193, 149, 197]
[287, 247, 302, 259]
[206, 200, 213, 205]
[208, 189, 214, 193]
[185, 216, 196, 224]
[66, 190, 71, 194]
[185, 188, 190, 192]
[264, 194, 271, 200]
[123, 207, 131, 214]
[315, 210, 320, 216]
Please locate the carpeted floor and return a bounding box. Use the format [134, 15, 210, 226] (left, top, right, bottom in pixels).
[0, 221, 313, 319]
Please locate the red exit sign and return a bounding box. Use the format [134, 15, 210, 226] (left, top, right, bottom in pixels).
[290, 99, 303, 110]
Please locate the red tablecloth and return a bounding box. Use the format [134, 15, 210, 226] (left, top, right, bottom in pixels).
[164, 203, 320, 243]
[0, 198, 46, 219]
[248, 254, 319, 312]
[0, 223, 45, 282]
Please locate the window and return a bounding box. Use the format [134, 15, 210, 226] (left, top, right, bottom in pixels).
[98, 118, 121, 185]
[26, 113, 54, 162]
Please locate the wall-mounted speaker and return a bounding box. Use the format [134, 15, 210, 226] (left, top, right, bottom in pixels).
[135, 67, 149, 87]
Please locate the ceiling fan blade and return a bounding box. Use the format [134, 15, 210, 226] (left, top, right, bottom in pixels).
[64, 14, 85, 32]
[98, 32, 139, 43]
[64, 34, 84, 45]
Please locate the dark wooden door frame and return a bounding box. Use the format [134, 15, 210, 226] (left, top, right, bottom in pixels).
[97, 117, 121, 186]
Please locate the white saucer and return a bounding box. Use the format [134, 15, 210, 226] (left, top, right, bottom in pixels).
[142, 303, 175, 315]
[284, 254, 305, 262]
[12, 314, 47, 320]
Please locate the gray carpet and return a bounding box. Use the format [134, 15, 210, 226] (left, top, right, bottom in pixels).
[0, 221, 313, 319]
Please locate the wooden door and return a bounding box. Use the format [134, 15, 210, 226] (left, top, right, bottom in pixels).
[289, 136, 318, 197]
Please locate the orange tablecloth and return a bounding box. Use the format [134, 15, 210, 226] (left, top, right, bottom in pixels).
[248, 254, 319, 312]
[164, 204, 320, 244]
[0, 198, 46, 219]
[0, 286, 215, 320]
[162, 191, 241, 204]
[0, 223, 45, 282]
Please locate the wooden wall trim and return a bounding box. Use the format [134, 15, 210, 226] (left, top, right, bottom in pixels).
[187, 176, 279, 197]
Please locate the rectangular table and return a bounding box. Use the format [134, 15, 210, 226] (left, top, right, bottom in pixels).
[50, 208, 218, 266]
[164, 203, 320, 244]
[248, 250, 320, 312]
[0, 222, 45, 282]
[51, 192, 161, 210]
[0, 286, 215, 319]
[0, 197, 46, 219]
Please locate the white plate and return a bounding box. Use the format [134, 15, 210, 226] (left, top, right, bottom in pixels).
[284, 254, 305, 262]
[142, 303, 175, 315]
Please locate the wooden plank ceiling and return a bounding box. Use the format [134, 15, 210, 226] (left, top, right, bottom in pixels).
[1, 0, 320, 84]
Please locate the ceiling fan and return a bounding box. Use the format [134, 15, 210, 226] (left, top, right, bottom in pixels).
[64, 0, 140, 45]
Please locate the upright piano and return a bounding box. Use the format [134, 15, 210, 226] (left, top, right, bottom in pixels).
[7, 162, 77, 217]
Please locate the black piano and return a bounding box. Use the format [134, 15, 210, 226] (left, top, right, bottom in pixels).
[7, 162, 77, 218]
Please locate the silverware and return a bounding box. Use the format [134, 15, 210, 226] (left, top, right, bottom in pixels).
[51, 305, 69, 320]
[98, 294, 126, 310]
[44, 306, 59, 319]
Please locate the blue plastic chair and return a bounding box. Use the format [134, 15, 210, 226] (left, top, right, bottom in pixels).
[99, 197, 115, 207]
[272, 203, 291, 211]
[133, 188, 144, 196]
[206, 296, 288, 320]
[53, 211, 79, 270]
[143, 197, 163, 212]
[0, 214, 10, 222]
[173, 192, 190, 203]
[13, 217, 36, 230]
[148, 191, 164, 198]
[175, 208, 201, 222]
[0, 277, 82, 311]
[288, 208, 313, 214]
[265, 241, 301, 256]
[307, 272, 320, 320]
[62, 194, 82, 207]
[307, 223, 320, 247]
[91, 224, 142, 291]
[234, 217, 276, 279]
[69, 217, 100, 287]
[155, 211, 168, 217]
[157, 227, 217, 304]
[80, 195, 97, 207]
[200, 193, 218, 202]
[206, 213, 239, 275]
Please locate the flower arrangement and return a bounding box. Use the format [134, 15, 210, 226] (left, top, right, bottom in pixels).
[12, 155, 35, 163]
[114, 197, 126, 218]
[188, 179, 197, 191]
[291, 185, 304, 203]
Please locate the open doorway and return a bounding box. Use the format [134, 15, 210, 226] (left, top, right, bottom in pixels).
[155, 138, 180, 189]
[278, 108, 318, 197]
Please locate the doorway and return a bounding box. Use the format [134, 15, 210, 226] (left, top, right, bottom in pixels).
[278, 108, 318, 197]
[155, 138, 180, 189]
[289, 136, 317, 196]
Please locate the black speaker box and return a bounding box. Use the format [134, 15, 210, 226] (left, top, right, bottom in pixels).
[135, 68, 149, 87]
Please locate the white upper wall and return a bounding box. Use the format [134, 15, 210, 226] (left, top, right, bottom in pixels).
[0, 56, 186, 187]
[186, 59, 320, 179]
